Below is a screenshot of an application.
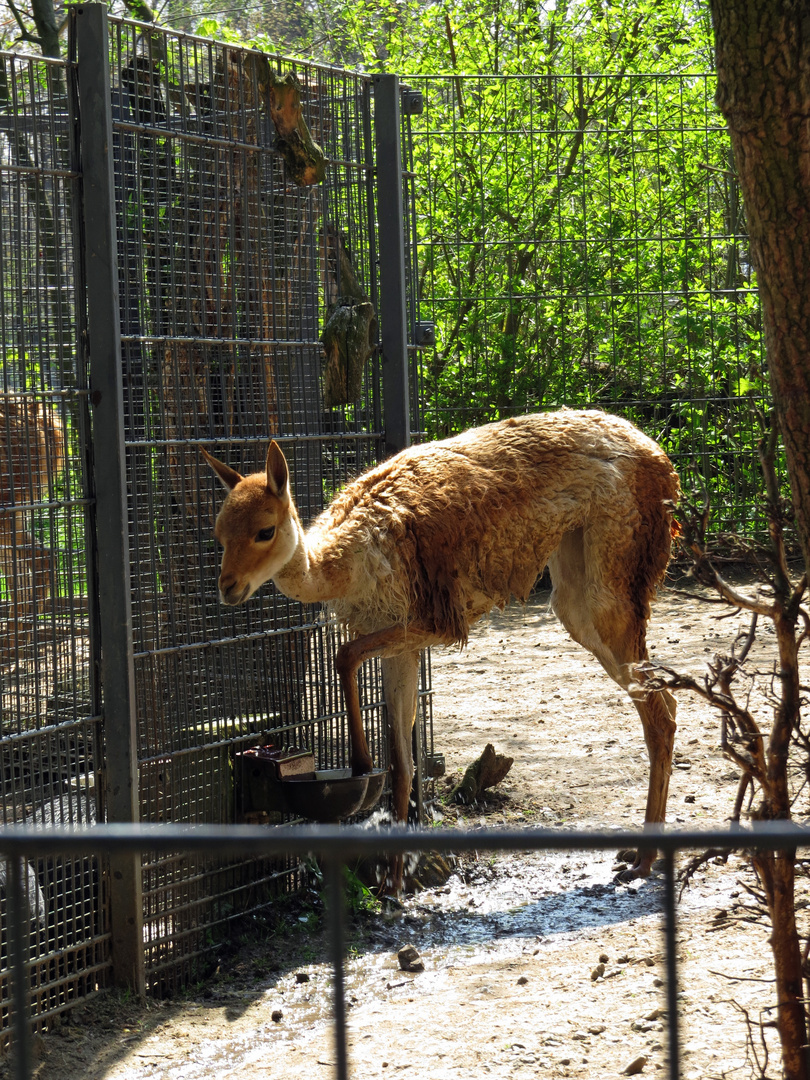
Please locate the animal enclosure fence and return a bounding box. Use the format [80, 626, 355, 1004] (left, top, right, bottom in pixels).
[408, 72, 768, 539]
[0, 6, 770, 1043]
[0, 6, 434, 1031]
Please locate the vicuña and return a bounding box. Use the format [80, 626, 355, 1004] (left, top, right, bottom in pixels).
[203, 409, 680, 889]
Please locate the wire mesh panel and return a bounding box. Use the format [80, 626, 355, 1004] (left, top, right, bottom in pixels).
[0, 52, 109, 1031]
[103, 19, 435, 989]
[410, 73, 766, 536]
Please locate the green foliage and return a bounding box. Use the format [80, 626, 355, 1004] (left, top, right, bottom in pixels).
[295, 0, 766, 533]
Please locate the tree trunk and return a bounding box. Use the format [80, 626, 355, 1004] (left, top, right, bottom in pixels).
[710, 0, 810, 578]
[752, 850, 808, 1080]
[710, 6, 810, 1076]
[30, 0, 60, 59]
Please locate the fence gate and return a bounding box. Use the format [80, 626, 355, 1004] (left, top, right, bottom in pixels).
[0, 4, 434, 1028]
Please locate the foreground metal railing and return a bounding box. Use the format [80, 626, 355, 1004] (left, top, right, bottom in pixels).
[2, 821, 808, 1080]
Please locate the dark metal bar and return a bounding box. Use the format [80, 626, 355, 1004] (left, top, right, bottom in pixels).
[0, 821, 806, 860]
[412, 713, 425, 824]
[7, 857, 31, 1080]
[374, 74, 411, 458]
[663, 852, 681, 1080]
[325, 857, 350, 1080]
[74, 2, 145, 996]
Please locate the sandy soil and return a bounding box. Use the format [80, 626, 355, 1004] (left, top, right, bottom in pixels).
[19, 570, 805, 1080]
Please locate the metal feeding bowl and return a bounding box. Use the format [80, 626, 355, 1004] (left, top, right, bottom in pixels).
[281, 768, 387, 823]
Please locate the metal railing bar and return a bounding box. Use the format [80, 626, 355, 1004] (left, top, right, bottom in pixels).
[132, 622, 328, 660]
[0, 821, 805, 859]
[2, 821, 802, 1080]
[126, 433, 382, 454]
[111, 14, 375, 82]
[7, 856, 31, 1080]
[663, 851, 680, 1080]
[24, 955, 112, 998]
[325, 855, 349, 1080]
[120, 333, 325, 347]
[0, 712, 101, 747]
[0, 498, 94, 516]
[0, 162, 78, 180]
[0, 389, 90, 399]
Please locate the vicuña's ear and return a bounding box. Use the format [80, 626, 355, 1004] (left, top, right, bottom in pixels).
[265, 440, 289, 501]
[200, 446, 243, 492]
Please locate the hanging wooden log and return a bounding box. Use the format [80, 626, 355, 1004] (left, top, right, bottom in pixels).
[321, 225, 377, 406]
[322, 300, 377, 406]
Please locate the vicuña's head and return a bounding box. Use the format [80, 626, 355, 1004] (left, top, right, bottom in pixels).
[201, 441, 300, 606]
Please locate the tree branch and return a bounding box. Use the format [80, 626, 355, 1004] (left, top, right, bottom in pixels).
[6, 0, 42, 45]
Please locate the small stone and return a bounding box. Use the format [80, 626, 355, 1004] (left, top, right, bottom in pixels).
[643, 956, 656, 966]
[684, 794, 696, 803]
[645, 1008, 664, 1021]
[560, 1058, 572, 1066]
[572, 1031, 588, 1041]
[517, 976, 528, 985]
[599, 952, 609, 963]
[653, 977, 664, 988]
[397, 944, 424, 972]
[588, 1025, 606, 1035]
[590, 962, 605, 981]
[617, 953, 630, 964]
[296, 972, 310, 983]
[271, 1009, 283, 1022]
[623, 1054, 648, 1075]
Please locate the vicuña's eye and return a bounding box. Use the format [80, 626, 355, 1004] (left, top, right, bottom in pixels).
[256, 526, 276, 543]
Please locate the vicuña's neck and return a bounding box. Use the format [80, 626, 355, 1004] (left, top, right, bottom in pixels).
[273, 521, 352, 604]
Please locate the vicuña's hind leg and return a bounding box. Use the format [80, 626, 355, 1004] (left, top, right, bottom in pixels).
[548, 529, 677, 879]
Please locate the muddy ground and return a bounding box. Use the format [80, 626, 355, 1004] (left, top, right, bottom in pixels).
[21, 570, 807, 1079]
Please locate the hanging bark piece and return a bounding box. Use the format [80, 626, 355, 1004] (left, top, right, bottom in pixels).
[321, 225, 378, 406]
[322, 301, 377, 406]
[449, 743, 514, 804]
[264, 69, 325, 187]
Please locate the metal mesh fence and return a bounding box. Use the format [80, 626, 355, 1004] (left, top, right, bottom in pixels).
[409, 73, 767, 537]
[0, 18, 778, 1036]
[0, 52, 109, 1029]
[103, 23, 434, 991]
[0, 21, 436, 1023]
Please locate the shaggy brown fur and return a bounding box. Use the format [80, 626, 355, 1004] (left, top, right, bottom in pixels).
[203, 409, 680, 890]
[0, 399, 65, 657]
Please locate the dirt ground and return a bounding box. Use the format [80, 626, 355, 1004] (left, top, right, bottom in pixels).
[20, 569, 806, 1080]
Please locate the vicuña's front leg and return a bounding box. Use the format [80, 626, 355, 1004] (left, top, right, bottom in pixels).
[335, 625, 433, 777]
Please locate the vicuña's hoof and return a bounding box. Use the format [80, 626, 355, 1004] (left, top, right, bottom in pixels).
[616, 864, 648, 883]
[615, 853, 655, 882]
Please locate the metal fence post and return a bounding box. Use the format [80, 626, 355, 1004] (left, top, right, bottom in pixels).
[74, 2, 145, 995]
[374, 74, 410, 459]
[374, 76, 429, 821]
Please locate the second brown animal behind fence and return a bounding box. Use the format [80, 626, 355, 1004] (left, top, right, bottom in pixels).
[202, 409, 681, 892]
